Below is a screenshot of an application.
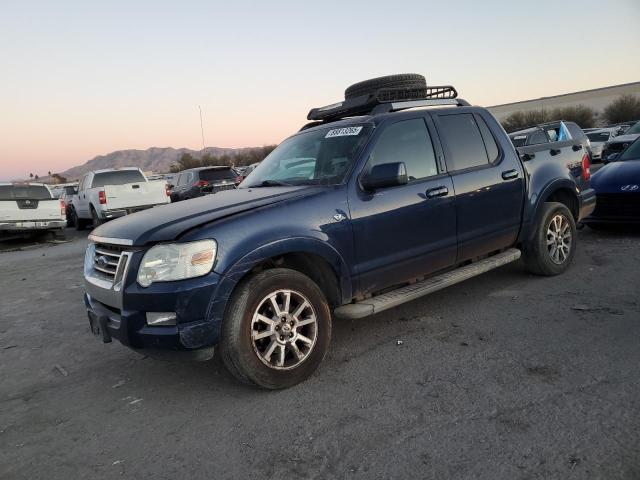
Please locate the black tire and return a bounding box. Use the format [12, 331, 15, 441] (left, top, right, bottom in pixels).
[91, 207, 103, 229]
[72, 209, 85, 231]
[66, 208, 75, 228]
[523, 202, 577, 276]
[344, 73, 426, 100]
[219, 268, 332, 389]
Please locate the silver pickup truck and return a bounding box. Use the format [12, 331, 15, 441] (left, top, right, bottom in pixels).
[0, 183, 66, 240]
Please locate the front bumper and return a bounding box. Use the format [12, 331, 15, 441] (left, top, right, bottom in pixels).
[84, 244, 238, 354]
[0, 220, 66, 231]
[582, 192, 640, 224]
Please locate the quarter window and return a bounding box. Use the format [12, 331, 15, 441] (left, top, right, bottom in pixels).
[368, 118, 438, 181]
[475, 115, 500, 163]
[438, 114, 490, 171]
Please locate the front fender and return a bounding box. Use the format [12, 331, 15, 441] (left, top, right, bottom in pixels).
[220, 236, 353, 304]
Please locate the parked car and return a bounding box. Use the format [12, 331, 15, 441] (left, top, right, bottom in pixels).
[59, 185, 78, 226]
[583, 137, 640, 227]
[586, 128, 618, 162]
[83, 74, 595, 389]
[602, 121, 640, 162]
[71, 168, 171, 229]
[169, 166, 239, 202]
[508, 121, 590, 159]
[0, 183, 66, 240]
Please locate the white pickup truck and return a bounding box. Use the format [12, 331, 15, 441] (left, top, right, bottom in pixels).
[71, 168, 171, 229]
[0, 183, 66, 240]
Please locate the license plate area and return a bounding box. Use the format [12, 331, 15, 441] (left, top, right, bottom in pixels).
[88, 312, 113, 343]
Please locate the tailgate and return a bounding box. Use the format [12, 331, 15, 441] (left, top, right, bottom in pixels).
[0, 199, 64, 222]
[104, 182, 168, 210]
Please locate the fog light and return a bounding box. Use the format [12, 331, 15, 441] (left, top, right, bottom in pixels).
[146, 312, 177, 326]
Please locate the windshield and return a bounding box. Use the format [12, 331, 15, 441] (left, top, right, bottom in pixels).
[587, 132, 610, 143]
[620, 139, 640, 161]
[241, 125, 371, 187]
[0, 185, 52, 200]
[92, 170, 145, 188]
[625, 122, 640, 135]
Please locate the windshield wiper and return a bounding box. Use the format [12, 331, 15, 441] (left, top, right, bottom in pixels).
[247, 180, 292, 188]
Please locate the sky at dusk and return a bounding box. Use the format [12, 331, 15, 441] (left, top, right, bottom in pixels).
[1, 0, 639, 180]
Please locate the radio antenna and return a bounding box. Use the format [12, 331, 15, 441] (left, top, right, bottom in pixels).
[198, 105, 206, 154]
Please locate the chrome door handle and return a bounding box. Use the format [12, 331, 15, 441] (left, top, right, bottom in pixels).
[426, 186, 449, 198]
[502, 169, 519, 180]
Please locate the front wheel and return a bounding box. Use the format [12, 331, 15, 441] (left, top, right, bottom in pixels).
[523, 202, 577, 276]
[219, 268, 332, 389]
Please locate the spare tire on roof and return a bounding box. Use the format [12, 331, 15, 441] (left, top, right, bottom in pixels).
[344, 73, 427, 100]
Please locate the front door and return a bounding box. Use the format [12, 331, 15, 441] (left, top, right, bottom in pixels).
[349, 116, 457, 295]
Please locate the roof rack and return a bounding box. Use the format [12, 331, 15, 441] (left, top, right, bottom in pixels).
[307, 85, 469, 123]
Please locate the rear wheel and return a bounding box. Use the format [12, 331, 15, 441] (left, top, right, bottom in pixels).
[91, 207, 103, 229]
[219, 268, 332, 389]
[523, 202, 576, 276]
[72, 209, 86, 231]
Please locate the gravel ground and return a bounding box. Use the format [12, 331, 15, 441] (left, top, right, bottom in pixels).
[1, 226, 639, 479]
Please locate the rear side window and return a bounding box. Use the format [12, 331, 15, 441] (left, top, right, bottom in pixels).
[0, 185, 52, 200]
[91, 170, 145, 188]
[368, 118, 438, 181]
[475, 115, 500, 163]
[529, 130, 548, 145]
[199, 168, 236, 182]
[438, 114, 490, 171]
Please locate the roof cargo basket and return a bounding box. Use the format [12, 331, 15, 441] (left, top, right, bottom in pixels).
[307, 84, 469, 122]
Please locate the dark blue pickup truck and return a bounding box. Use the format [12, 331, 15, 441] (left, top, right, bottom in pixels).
[84, 74, 595, 389]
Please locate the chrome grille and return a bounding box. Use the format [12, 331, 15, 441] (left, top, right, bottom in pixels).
[93, 243, 127, 282]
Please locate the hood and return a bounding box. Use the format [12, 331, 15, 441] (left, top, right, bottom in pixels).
[607, 133, 640, 145]
[91, 186, 319, 245]
[591, 160, 640, 193]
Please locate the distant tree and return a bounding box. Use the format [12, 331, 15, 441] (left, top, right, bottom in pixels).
[34, 174, 39, 180]
[169, 146, 278, 172]
[501, 110, 549, 133]
[29, 173, 34, 179]
[48, 170, 52, 177]
[51, 173, 67, 184]
[603, 95, 640, 124]
[500, 105, 595, 132]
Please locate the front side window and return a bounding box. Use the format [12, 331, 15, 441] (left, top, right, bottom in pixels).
[438, 113, 490, 171]
[242, 125, 371, 187]
[367, 118, 438, 181]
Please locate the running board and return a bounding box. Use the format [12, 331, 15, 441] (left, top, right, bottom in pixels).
[334, 248, 521, 319]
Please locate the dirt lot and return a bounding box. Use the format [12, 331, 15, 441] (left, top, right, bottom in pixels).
[1, 227, 639, 479]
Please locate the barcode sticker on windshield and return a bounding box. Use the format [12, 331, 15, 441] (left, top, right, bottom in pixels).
[325, 126, 363, 138]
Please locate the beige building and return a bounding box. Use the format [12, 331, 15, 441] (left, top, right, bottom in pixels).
[488, 81, 640, 125]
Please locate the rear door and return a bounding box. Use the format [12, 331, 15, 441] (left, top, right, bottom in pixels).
[433, 110, 525, 262]
[349, 115, 457, 294]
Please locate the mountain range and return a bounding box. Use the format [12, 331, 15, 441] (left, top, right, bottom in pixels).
[59, 146, 264, 180]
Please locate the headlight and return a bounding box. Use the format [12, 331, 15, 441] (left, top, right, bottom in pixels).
[137, 239, 217, 287]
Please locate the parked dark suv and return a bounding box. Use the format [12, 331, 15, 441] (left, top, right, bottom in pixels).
[169, 166, 239, 202]
[84, 74, 595, 389]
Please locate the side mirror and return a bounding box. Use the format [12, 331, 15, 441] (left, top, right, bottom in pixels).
[361, 162, 408, 191]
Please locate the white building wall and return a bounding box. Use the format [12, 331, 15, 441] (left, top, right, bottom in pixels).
[488, 82, 640, 124]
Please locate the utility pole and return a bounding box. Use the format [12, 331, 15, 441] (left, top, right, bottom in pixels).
[199, 105, 206, 156]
